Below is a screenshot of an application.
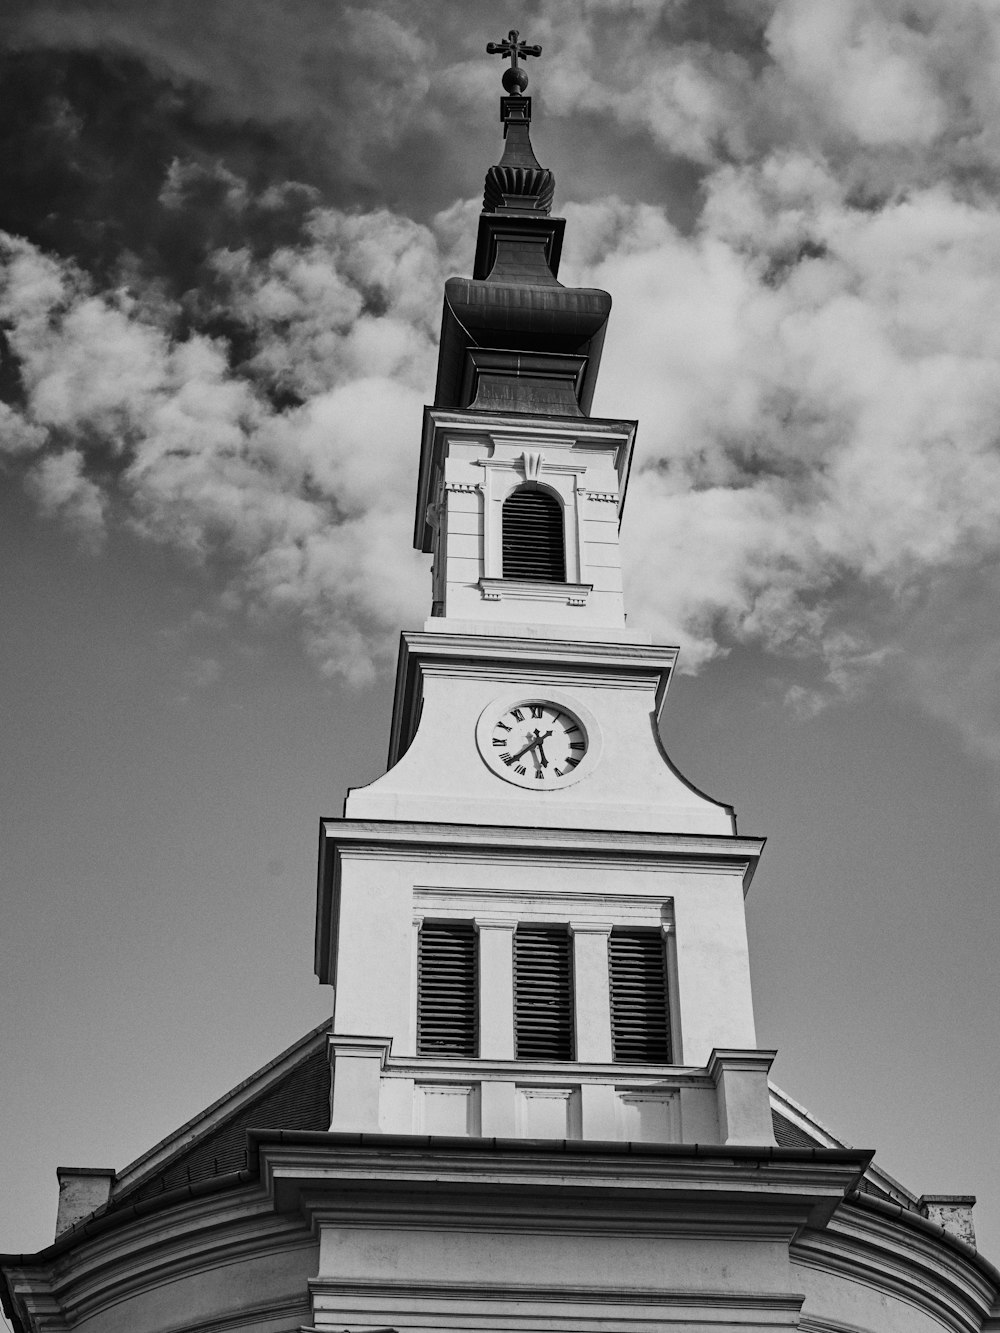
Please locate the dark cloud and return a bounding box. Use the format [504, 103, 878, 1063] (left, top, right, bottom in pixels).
[0, 49, 317, 285]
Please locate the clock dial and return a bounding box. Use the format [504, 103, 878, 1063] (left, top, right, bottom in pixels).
[485, 700, 589, 786]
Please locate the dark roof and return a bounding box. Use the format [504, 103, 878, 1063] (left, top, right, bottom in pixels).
[111, 1032, 330, 1209]
[772, 1108, 819, 1150]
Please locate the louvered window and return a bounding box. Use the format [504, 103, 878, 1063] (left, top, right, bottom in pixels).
[417, 920, 478, 1057]
[609, 929, 671, 1063]
[502, 486, 565, 582]
[514, 925, 574, 1060]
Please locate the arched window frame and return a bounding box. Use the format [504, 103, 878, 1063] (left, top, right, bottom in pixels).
[500, 481, 567, 583]
[479, 461, 586, 585]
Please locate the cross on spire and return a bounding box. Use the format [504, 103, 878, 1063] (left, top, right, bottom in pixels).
[486, 29, 542, 93]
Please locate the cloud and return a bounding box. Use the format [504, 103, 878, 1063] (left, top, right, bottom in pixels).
[562, 165, 1000, 754]
[2, 2, 1000, 756]
[0, 212, 441, 685]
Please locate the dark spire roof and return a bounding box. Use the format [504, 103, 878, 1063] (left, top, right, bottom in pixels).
[432, 32, 612, 417]
[483, 30, 554, 215]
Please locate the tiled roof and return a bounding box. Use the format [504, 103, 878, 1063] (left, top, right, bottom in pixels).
[111, 1036, 330, 1208]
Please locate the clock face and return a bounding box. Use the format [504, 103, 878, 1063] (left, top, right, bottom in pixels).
[480, 699, 591, 788]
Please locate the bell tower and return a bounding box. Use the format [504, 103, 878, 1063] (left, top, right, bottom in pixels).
[315, 32, 776, 1149]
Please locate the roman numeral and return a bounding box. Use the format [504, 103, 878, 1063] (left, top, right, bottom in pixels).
[496, 722, 511, 732]
[535, 769, 544, 779]
[569, 741, 585, 751]
[501, 754, 515, 766]
[530, 705, 543, 718]
[566, 724, 580, 734]
[553, 768, 563, 777]
[492, 737, 506, 747]
[511, 708, 524, 722]
[566, 757, 579, 768]
[515, 764, 527, 776]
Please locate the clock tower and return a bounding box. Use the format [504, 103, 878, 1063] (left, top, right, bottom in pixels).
[315, 34, 776, 1150]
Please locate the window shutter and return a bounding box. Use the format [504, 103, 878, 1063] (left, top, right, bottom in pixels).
[514, 926, 574, 1060]
[609, 930, 671, 1063]
[502, 487, 565, 582]
[417, 921, 478, 1057]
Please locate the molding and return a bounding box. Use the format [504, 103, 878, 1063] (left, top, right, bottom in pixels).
[308, 1276, 804, 1312]
[152, 1297, 312, 1333]
[414, 886, 673, 908]
[478, 578, 593, 605]
[708, 1048, 778, 1083]
[328, 1034, 392, 1067]
[793, 1201, 996, 1333]
[320, 818, 762, 861]
[252, 1131, 872, 1238]
[379, 1054, 711, 1085]
[3, 1198, 312, 1332]
[413, 888, 673, 931]
[477, 457, 588, 477]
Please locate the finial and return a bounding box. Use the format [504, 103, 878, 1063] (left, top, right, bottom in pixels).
[486, 29, 542, 94]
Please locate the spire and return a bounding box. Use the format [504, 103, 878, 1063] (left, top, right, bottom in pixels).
[432, 31, 612, 418]
[484, 30, 554, 215]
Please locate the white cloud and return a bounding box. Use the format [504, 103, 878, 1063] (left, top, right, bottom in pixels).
[3, 3, 1000, 754]
[0, 219, 441, 685]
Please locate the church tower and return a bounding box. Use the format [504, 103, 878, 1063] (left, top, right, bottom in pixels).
[315, 30, 778, 1150]
[3, 32, 997, 1333]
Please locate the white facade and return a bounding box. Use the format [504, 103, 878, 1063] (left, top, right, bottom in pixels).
[313, 386, 783, 1153]
[415, 408, 636, 634]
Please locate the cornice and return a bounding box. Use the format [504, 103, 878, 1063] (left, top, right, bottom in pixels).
[379, 1053, 708, 1085]
[793, 1194, 999, 1333]
[250, 1130, 870, 1237]
[0, 1181, 311, 1333]
[320, 817, 761, 861]
[307, 1274, 805, 1314]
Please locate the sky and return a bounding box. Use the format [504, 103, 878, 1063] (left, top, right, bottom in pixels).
[1, 0, 1000, 1271]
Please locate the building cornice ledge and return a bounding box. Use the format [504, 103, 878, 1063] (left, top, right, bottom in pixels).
[843, 1189, 1000, 1292]
[249, 1130, 871, 1237]
[319, 817, 762, 859]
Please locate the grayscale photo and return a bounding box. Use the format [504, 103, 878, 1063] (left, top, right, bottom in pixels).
[1, 4, 998, 1331]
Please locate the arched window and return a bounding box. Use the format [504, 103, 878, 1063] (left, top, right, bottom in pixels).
[502, 486, 565, 582]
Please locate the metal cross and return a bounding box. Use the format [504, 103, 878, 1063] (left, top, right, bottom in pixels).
[486, 29, 542, 75]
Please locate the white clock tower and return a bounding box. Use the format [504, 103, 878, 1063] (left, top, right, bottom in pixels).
[315, 36, 776, 1153]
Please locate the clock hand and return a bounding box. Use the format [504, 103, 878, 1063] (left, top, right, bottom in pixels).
[531, 729, 552, 768]
[508, 729, 553, 762]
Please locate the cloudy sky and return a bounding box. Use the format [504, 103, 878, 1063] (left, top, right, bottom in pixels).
[2, 0, 1000, 1265]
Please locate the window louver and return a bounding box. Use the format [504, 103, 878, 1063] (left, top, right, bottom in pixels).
[502, 487, 565, 582]
[609, 930, 671, 1063]
[417, 920, 478, 1057]
[514, 926, 574, 1060]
